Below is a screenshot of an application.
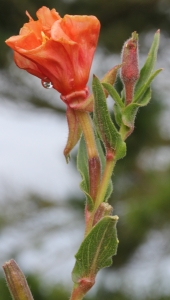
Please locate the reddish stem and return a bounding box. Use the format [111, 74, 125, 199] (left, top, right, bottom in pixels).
[88, 156, 101, 201]
[70, 278, 95, 300]
[125, 81, 134, 105]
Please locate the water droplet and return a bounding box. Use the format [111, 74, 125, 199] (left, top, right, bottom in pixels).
[41, 78, 53, 89]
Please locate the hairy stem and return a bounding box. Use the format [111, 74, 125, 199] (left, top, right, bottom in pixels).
[85, 148, 116, 235]
[70, 280, 94, 300]
[75, 110, 101, 203]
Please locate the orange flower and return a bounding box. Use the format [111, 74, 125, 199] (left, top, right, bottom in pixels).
[5, 6, 100, 106]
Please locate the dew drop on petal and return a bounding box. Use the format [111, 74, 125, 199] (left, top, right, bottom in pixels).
[41, 78, 53, 89]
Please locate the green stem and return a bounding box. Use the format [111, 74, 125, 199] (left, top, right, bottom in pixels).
[85, 149, 116, 235]
[95, 153, 115, 210]
[119, 123, 134, 141]
[75, 110, 98, 159]
[75, 110, 101, 203]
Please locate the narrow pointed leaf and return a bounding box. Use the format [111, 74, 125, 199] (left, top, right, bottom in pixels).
[135, 29, 160, 91]
[102, 83, 124, 109]
[122, 103, 139, 129]
[122, 88, 152, 133]
[93, 75, 126, 160]
[72, 216, 119, 283]
[95, 138, 113, 202]
[113, 103, 122, 126]
[133, 68, 162, 103]
[137, 87, 152, 106]
[77, 136, 94, 211]
[93, 75, 119, 149]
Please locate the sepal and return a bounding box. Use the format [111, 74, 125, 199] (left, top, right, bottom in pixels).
[64, 107, 82, 162]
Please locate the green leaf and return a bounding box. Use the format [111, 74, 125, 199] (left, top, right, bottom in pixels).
[133, 68, 162, 103]
[93, 75, 119, 149]
[121, 88, 152, 137]
[115, 137, 127, 160]
[95, 138, 113, 202]
[122, 104, 139, 129]
[120, 86, 153, 140]
[113, 103, 122, 127]
[102, 83, 124, 109]
[137, 87, 152, 106]
[77, 136, 94, 211]
[135, 29, 160, 91]
[72, 216, 119, 283]
[92, 75, 126, 160]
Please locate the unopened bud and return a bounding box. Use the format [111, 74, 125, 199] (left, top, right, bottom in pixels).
[2, 259, 34, 300]
[121, 32, 139, 105]
[93, 203, 113, 225]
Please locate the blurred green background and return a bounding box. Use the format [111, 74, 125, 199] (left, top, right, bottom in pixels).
[0, 0, 170, 299]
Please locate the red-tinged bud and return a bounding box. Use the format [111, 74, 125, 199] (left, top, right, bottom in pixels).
[2, 259, 34, 300]
[93, 203, 113, 225]
[121, 32, 139, 105]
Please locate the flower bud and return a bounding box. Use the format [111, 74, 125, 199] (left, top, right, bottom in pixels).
[121, 32, 139, 105]
[2, 259, 34, 300]
[93, 203, 113, 225]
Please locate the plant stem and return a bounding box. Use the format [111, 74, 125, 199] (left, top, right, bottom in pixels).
[69, 286, 84, 300]
[85, 149, 116, 235]
[95, 149, 116, 210]
[75, 110, 98, 159]
[119, 123, 134, 141]
[70, 280, 94, 300]
[124, 81, 134, 105]
[75, 110, 101, 202]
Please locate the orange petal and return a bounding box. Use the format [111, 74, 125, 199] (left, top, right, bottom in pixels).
[6, 30, 42, 50]
[36, 6, 61, 36]
[14, 52, 44, 79]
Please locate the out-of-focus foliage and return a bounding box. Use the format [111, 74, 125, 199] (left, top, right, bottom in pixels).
[1, 274, 170, 300]
[0, 275, 69, 300]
